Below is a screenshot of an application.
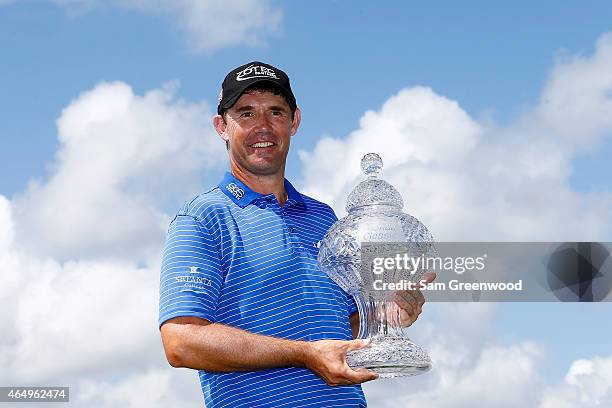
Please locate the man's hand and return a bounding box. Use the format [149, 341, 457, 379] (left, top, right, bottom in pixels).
[303, 339, 378, 386]
[391, 271, 436, 327]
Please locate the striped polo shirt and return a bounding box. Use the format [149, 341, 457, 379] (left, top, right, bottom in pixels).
[159, 172, 366, 408]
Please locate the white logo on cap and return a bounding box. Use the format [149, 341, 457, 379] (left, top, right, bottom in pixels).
[236, 64, 279, 82]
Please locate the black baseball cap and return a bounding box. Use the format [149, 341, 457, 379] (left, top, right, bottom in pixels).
[217, 61, 297, 115]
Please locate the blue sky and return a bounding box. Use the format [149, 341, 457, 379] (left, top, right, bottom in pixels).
[1, 1, 612, 407]
[3, 1, 612, 195]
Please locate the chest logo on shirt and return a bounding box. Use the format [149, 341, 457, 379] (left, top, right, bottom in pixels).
[226, 182, 245, 200]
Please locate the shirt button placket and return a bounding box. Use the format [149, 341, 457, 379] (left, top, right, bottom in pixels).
[282, 208, 306, 254]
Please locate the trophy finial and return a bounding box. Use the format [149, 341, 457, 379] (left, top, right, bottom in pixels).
[361, 153, 383, 177]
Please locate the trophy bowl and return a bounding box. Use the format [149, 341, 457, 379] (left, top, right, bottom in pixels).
[318, 153, 435, 378]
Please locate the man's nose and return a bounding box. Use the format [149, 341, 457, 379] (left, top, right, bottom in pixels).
[253, 112, 272, 131]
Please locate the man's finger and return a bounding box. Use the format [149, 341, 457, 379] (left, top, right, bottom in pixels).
[347, 367, 379, 383]
[395, 289, 424, 309]
[344, 338, 371, 352]
[414, 289, 425, 306]
[398, 308, 415, 326]
[422, 271, 436, 284]
[394, 297, 416, 317]
[395, 289, 417, 303]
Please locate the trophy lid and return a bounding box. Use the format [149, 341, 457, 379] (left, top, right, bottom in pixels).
[346, 153, 404, 212]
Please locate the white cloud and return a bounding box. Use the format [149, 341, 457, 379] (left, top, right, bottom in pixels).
[1, 81, 222, 394]
[51, 0, 282, 53]
[299, 86, 481, 208]
[0, 11, 611, 406]
[0, 197, 21, 361]
[0, 196, 14, 253]
[301, 31, 612, 408]
[6, 258, 159, 382]
[363, 302, 612, 408]
[12, 81, 224, 262]
[299, 34, 612, 242]
[73, 368, 203, 407]
[536, 33, 612, 144]
[361, 302, 544, 408]
[539, 355, 612, 408]
[403, 343, 543, 408]
[0, 77, 224, 405]
[0, 197, 160, 384]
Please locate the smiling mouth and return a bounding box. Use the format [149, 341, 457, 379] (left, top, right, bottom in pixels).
[250, 141, 275, 148]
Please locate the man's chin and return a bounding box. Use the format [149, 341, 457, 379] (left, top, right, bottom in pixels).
[245, 162, 283, 177]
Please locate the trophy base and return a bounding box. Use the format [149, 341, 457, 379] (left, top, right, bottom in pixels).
[346, 335, 431, 379]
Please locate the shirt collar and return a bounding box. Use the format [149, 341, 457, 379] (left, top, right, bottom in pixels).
[219, 172, 305, 208]
[284, 178, 305, 207]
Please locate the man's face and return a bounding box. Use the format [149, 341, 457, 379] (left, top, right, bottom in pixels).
[215, 90, 300, 177]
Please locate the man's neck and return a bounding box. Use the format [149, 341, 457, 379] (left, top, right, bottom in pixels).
[231, 165, 287, 206]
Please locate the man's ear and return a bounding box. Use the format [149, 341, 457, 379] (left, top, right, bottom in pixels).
[290, 107, 302, 136]
[213, 115, 229, 141]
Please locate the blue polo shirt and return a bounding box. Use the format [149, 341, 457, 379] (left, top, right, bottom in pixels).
[159, 172, 365, 408]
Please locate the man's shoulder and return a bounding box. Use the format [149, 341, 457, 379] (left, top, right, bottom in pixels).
[176, 186, 231, 219]
[299, 193, 338, 220]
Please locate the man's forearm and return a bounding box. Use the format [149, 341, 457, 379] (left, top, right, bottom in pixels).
[162, 319, 308, 372]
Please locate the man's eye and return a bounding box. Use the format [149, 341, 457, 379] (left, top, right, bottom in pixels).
[240, 112, 254, 118]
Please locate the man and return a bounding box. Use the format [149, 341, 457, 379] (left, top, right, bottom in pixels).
[159, 61, 433, 407]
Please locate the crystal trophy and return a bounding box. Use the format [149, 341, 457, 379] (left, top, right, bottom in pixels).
[318, 153, 435, 378]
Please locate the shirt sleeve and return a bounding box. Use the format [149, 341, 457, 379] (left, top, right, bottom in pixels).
[158, 215, 223, 327]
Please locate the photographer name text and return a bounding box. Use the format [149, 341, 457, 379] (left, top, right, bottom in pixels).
[373, 279, 524, 292]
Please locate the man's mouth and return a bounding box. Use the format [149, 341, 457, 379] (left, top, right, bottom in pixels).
[250, 141, 275, 148]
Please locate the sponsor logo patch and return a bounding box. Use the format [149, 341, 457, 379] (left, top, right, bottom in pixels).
[236, 64, 279, 82]
[176, 274, 213, 292]
[227, 182, 245, 200]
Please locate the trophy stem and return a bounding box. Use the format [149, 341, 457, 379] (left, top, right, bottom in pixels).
[348, 297, 432, 378]
[378, 300, 388, 336]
